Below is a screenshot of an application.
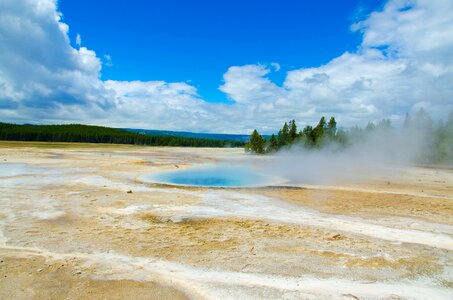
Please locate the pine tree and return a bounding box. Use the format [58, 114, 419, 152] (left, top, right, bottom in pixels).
[336, 128, 348, 146]
[277, 122, 289, 147]
[317, 116, 326, 129]
[288, 119, 298, 142]
[247, 129, 265, 154]
[403, 112, 412, 129]
[414, 108, 433, 130]
[267, 134, 278, 152]
[312, 116, 326, 145]
[327, 117, 337, 138]
[365, 122, 376, 132]
[302, 125, 314, 147]
[377, 119, 392, 130]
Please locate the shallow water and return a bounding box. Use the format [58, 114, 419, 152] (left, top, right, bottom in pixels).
[142, 165, 275, 187]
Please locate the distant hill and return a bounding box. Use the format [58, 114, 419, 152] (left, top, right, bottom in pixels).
[125, 128, 269, 142]
[0, 122, 245, 148]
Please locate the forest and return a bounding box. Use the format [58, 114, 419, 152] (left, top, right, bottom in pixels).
[246, 109, 453, 164]
[0, 123, 244, 148]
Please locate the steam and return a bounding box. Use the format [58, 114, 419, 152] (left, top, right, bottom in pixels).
[252, 125, 434, 185]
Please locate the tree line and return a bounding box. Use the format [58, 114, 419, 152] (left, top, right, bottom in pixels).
[246, 116, 341, 154]
[0, 123, 245, 148]
[245, 109, 453, 164]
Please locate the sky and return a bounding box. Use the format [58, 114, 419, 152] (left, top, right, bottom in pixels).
[0, 0, 453, 133]
[58, 0, 383, 104]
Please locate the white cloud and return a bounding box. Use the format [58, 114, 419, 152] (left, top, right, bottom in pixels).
[219, 0, 453, 128]
[355, 0, 453, 62]
[0, 0, 452, 132]
[75, 33, 82, 47]
[0, 0, 109, 123]
[104, 54, 113, 67]
[270, 62, 281, 71]
[102, 80, 216, 130]
[219, 64, 281, 104]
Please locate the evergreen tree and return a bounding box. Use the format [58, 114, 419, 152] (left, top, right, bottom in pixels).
[302, 125, 314, 147]
[277, 122, 289, 147]
[365, 122, 376, 132]
[327, 117, 337, 138]
[247, 129, 265, 154]
[288, 119, 298, 143]
[336, 128, 348, 146]
[267, 134, 278, 153]
[317, 116, 327, 128]
[0, 123, 244, 148]
[377, 119, 392, 130]
[312, 116, 326, 145]
[414, 108, 433, 130]
[403, 113, 412, 129]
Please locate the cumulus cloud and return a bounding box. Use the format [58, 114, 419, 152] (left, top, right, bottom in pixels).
[103, 80, 216, 130]
[0, 0, 452, 132]
[221, 0, 453, 128]
[0, 0, 111, 123]
[220, 64, 281, 104]
[355, 0, 453, 62]
[0, 0, 220, 130]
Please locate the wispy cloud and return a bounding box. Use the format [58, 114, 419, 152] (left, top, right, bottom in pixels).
[270, 62, 281, 72]
[104, 54, 113, 67]
[75, 33, 82, 47]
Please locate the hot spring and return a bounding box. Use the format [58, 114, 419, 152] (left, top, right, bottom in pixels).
[141, 165, 276, 187]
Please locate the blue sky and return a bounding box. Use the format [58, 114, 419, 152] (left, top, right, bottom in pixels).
[60, 0, 384, 103]
[1, 0, 452, 133]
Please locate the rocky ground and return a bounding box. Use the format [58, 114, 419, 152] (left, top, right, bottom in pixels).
[0, 141, 452, 299]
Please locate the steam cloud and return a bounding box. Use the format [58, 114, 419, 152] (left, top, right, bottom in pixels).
[248, 126, 434, 185]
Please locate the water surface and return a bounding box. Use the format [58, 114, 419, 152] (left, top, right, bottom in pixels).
[142, 165, 274, 187]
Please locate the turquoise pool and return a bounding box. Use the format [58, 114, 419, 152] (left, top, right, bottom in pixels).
[141, 165, 273, 187]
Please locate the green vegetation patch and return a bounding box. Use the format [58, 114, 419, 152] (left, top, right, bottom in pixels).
[0, 123, 244, 148]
